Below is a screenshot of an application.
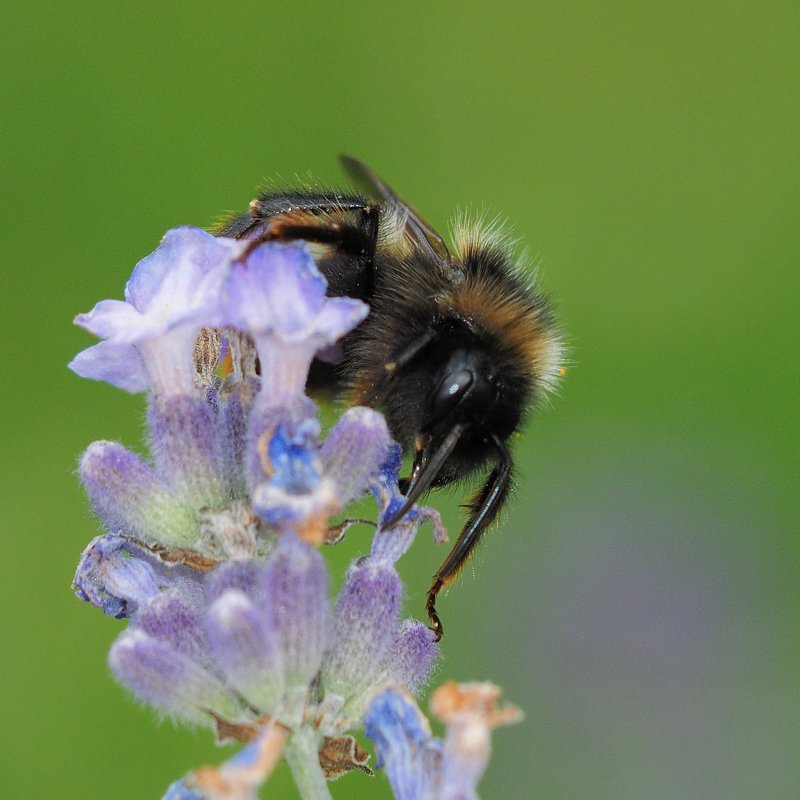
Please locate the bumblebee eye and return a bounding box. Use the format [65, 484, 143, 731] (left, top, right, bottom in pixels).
[430, 368, 474, 421]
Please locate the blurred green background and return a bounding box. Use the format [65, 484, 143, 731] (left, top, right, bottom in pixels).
[3, 2, 798, 797]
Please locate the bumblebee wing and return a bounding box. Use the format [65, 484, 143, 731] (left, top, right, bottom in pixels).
[340, 155, 451, 263]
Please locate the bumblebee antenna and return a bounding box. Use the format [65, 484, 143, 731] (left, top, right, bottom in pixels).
[364, 330, 436, 407]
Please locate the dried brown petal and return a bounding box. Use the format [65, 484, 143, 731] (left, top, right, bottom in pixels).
[323, 517, 375, 545]
[210, 712, 274, 744]
[318, 735, 374, 780]
[142, 540, 220, 572]
[430, 680, 523, 729]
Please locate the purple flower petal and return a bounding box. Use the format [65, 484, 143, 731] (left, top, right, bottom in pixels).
[250, 413, 341, 539]
[219, 242, 367, 406]
[314, 299, 371, 345]
[74, 299, 142, 340]
[220, 242, 366, 344]
[369, 445, 448, 563]
[71, 227, 238, 395]
[75, 228, 233, 345]
[252, 478, 339, 538]
[222, 243, 327, 337]
[125, 227, 239, 324]
[68, 340, 150, 393]
[264, 420, 322, 494]
[370, 506, 447, 565]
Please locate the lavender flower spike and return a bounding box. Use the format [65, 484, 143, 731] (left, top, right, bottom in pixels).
[71, 231, 520, 800]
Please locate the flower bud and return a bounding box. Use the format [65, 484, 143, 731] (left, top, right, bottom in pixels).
[147, 394, 226, 509]
[262, 535, 328, 687]
[72, 535, 160, 618]
[109, 630, 240, 725]
[80, 441, 195, 546]
[322, 559, 401, 702]
[206, 589, 284, 713]
[320, 407, 391, 507]
[384, 619, 439, 694]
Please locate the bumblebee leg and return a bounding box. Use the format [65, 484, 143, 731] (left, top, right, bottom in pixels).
[425, 578, 446, 641]
[217, 195, 374, 238]
[220, 196, 379, 258]
[246, 213, 378, 252]
[425, 435, 513, 640]
[227, 201, 381, 300]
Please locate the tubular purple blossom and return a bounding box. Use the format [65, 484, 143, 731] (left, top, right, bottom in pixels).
[261, 534, 329, 691]
[320, 407, 392, 508]
[216, 376, 259, 498]
[70, 227, 238, 396]
[364, 688, 435, 800]
[206, 588, 284, 712]
[147, 394, 227, 509]
[218, 243, 367, 406]
[72, 535, 161, 618]
[136, 590, 208, 662]
[382, 620, 440, 695]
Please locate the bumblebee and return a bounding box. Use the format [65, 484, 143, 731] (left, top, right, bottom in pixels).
[217, 157, 564, 639]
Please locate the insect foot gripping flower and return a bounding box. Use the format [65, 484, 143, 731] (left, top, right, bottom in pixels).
[69, 228, 455, 799]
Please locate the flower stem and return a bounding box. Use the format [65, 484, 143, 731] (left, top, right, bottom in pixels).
[284, 728, 332, 800]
